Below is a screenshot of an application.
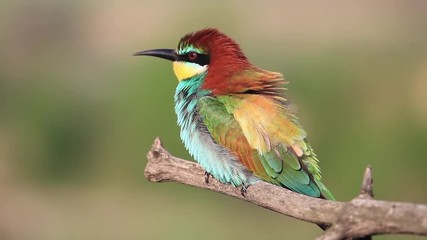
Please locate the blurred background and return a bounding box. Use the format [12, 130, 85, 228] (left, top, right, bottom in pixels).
[0, 0, 426, 239]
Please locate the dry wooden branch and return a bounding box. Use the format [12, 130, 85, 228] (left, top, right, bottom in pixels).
[144, 138, 427, 240]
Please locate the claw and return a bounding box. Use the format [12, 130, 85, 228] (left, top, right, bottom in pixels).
[240, 185, 249, 197]
[204, 171, 211, 184]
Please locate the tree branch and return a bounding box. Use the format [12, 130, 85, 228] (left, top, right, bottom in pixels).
[144, 138, 427, 239]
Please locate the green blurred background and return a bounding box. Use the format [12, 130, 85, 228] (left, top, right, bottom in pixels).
[1, 1, 426, 239]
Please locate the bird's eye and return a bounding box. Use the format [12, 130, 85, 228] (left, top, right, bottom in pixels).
[187, 51, 198, 61]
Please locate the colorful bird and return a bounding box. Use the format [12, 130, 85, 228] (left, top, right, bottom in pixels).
[135, 28, 334, 200]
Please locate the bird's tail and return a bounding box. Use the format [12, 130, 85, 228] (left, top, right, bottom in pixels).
[316, 179, 335, 201]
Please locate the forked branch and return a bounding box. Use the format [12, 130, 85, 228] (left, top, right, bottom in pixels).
[144, 138, 427, 240]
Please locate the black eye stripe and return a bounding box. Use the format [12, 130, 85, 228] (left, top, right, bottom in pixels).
[177, 53, 210, 66]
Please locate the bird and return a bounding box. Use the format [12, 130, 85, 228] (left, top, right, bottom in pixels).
[134, 28, 334, 200]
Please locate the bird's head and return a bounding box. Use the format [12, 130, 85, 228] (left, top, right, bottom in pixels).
[135, 28, 251, 80]
[135, 28, 283, 95]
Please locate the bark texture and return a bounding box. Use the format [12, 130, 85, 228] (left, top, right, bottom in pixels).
[144, 138, 427, 240]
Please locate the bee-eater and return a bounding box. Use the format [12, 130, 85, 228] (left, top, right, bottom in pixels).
[135, 28, 334, 200]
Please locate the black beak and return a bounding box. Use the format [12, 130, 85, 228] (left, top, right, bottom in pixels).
[133, 49, 177, 61]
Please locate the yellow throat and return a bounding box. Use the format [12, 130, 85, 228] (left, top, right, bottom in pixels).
[173, 61, 208, 81]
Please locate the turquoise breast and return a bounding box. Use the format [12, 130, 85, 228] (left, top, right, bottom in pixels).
[174, 74, 258, 186]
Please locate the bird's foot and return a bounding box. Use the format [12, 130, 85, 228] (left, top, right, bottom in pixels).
[240, 185, 249, 197]
[204, 171, 212, 184]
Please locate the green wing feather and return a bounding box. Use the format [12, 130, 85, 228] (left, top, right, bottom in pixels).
[198, 95, 335, 200]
